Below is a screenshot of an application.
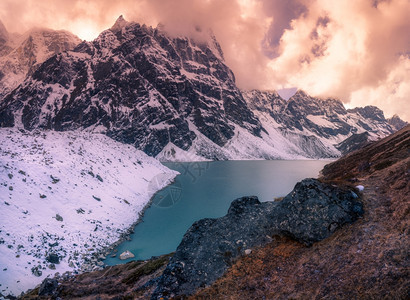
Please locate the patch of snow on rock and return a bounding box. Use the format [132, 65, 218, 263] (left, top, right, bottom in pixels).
[356, 185, 365, 191]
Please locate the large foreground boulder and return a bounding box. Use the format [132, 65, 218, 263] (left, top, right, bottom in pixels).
[274, 179, 364, 245]
[152, 178, 363, 299]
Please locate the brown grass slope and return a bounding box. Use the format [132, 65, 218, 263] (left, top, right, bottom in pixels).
[195, 125, 409, 299]
[20, 254, 173, 300]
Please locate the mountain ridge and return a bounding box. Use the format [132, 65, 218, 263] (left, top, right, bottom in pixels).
[0, 16, 406, 161]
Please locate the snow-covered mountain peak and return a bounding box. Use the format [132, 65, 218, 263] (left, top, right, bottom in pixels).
[290, 89, 310, 99]
[0, 19, 264, 157]
[21, 28, 81, 62]
[0, 27, 81, 100]
[0, 21, 401, 161]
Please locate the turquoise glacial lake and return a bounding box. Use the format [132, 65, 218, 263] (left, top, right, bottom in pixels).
[105, 160, 331, 265]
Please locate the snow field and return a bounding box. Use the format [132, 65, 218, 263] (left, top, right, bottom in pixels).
[0, 128, 177, 296]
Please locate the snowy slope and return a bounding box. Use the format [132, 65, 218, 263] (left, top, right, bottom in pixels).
[0, 128, 177, 297]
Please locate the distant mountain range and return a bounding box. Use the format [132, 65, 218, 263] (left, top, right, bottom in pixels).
[0, 16, 406, 160]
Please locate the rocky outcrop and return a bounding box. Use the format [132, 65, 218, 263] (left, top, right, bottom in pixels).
[152, 178, 363, 298]
[38, 278, 58, 296]
[22, 254, 173, 299]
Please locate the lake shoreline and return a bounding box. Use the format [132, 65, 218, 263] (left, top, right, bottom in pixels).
[100, 175, 180, 263]
[104, 160, 331, 265]
[27, 159, 330, 293]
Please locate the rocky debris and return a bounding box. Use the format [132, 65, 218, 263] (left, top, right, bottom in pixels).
[54, 214, 63, 222]
[119, 250, 135, 260]
[31, 266, 42, 277]
[152, 178, 363, 298]
[38, 278, 58, 296]
[46, 253, 60, 264]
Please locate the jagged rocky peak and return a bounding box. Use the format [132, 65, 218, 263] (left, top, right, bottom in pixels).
[152, 20, 226, 62]
[387, 114, 408, 131]
[291, 89, 309, 98]
[25, 28, 81, 54]
[242, 89, 285, 113]
[0, 17, 399, 161]
[0, 20, 9, 45]
[245, 89, 282, 100]
[110, 15, 129, 33]
[287, 90, 347, 116]
[348, 105, 386, 122]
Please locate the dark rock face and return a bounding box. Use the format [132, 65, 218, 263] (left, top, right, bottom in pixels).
[38, 278, 58, 296]
[46, 253, 60, 264]
[274, 179, 364, 245]
[152, 178, 363, 298]
[336, 131, 371, 155]
[348, 106, 386, 122]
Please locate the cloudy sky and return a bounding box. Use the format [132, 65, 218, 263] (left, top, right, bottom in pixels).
[0, 0, 409, 120]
